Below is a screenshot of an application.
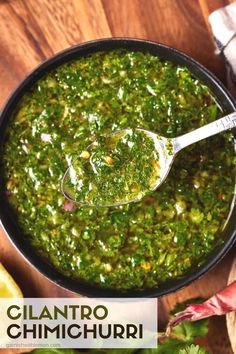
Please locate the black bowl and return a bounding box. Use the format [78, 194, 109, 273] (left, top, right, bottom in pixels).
[0, 38, 236, 297]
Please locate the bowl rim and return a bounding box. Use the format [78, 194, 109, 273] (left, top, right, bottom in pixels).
[1, 37, 236, 297]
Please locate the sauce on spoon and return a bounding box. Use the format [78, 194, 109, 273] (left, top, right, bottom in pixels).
[62, 129, 162, 207]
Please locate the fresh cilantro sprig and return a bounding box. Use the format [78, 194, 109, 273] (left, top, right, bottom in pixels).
[179, 344, 208, 354]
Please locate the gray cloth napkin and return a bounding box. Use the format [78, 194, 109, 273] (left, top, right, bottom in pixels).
[209, 2, 236, 90]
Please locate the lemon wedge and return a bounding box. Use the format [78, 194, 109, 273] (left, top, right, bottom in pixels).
[0, 263, 23, 298]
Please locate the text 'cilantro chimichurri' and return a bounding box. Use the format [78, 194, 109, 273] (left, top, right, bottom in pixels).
[63, 129, 160, 206]
[2, 49, 235, 291]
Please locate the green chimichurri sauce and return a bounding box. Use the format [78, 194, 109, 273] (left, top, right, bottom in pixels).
[64, 129, 160, 206]
[1, 49, 235, 291]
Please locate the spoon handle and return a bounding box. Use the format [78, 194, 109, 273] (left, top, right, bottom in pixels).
[173, 112, 236, 153]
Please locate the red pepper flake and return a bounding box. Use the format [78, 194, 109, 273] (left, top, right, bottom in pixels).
[64, 201, 75, 211]
[217, 192, 223, 201]
[166, 280, 236, 335]
[146, 196, 154, 204]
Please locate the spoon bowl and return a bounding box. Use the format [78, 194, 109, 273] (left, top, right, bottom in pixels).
[62, 128, 168, 207]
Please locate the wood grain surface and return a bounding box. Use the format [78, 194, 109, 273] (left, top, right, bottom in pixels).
[0, 1, 236, 353]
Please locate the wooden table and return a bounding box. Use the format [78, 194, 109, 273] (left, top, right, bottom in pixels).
[0, 1, 235, 353]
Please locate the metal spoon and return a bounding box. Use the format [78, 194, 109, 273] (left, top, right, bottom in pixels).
[62, 112, 236, 207]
